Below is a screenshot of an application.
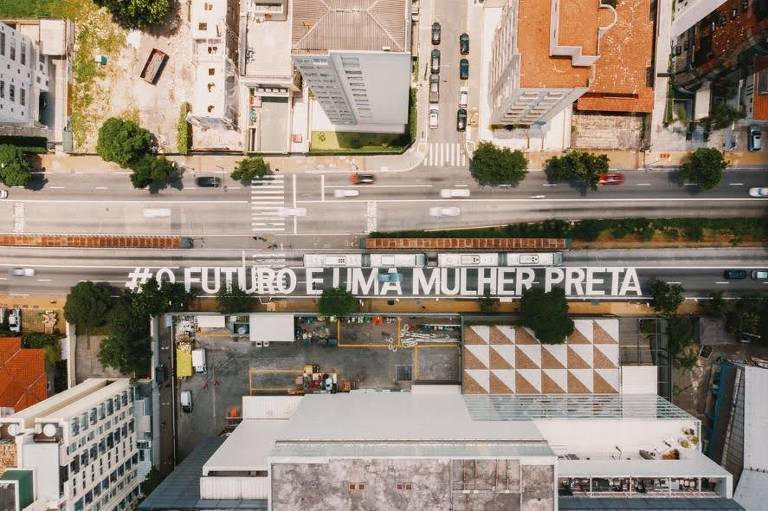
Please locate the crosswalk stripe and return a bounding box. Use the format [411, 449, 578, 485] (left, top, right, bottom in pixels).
[425, 143, 466, 167]
[250, 175, 287, 233]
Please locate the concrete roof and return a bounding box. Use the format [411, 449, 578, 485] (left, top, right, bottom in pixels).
[203, 420, 288, 474]
[558, 454, 733, 478]
[1, 379, 106, 427]
[270, 441, 554, 460]
[249, 313, 294, 343]
[291, 0, 409, 53]
[734, 469, 768, 511]
[742, 366, 768, 471]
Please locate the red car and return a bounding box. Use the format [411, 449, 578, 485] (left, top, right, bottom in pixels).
[350, 173, 375, 184]
[599, 173, 625, 185]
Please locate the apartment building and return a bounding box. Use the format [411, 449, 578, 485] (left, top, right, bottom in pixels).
[291, 0, 411, 133]
[0, 21, 49, 125]
[672, 0, 729, 38]
[0, 379, 140, 511]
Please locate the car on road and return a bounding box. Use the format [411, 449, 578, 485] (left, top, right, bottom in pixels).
[180, 390, 193, 413]
[749, 187, 768, 197]
[429, 206, 461, 217]
[334, 189, 359, 198]
[0, 189, 7, 199]
[598, 173, 625, 185]
[429, 107, 439, 129]
[350, 173, 375, 184]
[752, 270, 768, 280]
[748, 125, 761, 151]
[277, 207, 307, 217]
[457, 108, 467, 131]
[459, 33, 469, 54]
[723, 269, 747, 280]
[459, 58, 469, 80]
[440, 188, 470, 198]
[429, 73, 440, 103]
[431, 22, 441, 45]
[431, 49, 441, 73]
[195, 176, 221, 187]
[8, 309, 20, 333]
[378, 268, 401, 283]
[9, 268, 35, 277]
[458, 87, 468, 108]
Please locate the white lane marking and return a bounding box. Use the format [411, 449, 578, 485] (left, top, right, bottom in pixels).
[296, 197, 768, 204]
[36, 278, 52, 282]
[94, 186, 109, 190]
[542, 183, 557, 187]
[8, 199, 250, 204]
[715, 281, 730, 285]
[292, 174, 297, 208]
[323, 184, 433, 189]
[0, 277, 6, 280]
[48, 186, 66, 189]
[9, 293, 29, 297]
[455, 183, 470, 188]
[636, 183, 651, 186]
[321, 174, 325, 202]
[729, 182, 744, 186]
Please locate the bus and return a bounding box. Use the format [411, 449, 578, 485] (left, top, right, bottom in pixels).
[303, 254, 363, 267]
[303, 253, 427, 268]
[505, 252, 563, 266]
[367, 253, 426, 268]
[437, 253, 500, 267]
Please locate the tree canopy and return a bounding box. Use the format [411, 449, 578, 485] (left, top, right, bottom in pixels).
[0, 144, 32, 187]
[216, 284, 252, 314]
[96, 117, 154, 168]
[679, 148, 726, 190]
[98, 292, 152, 376]
[130, 155, 176, 190]
[708, 103, 745, 130]
[519, 287, 574, 344]
[231, 156, 268, 186]
[64, 281, 114, 328]
[94, 0, 172, 29]
[544, 151, 609, 191]
[131, 277, 193, 317]
[724, 296, 768, 344]
[469, 141, 528, 186]
[649, 279, 684, 316]
[318, 287, 359, 317]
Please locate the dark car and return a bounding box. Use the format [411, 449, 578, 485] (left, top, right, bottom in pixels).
[195, 176, 221, 187]
[459, 58, 469, 80]
[459, 33, 469, 54]
[431, 49, 441, 73]
[350, 173, 375, 184]
[723, 269, 747, 279]
[432, 22, 441, 45]
[457, 108, 467, 132]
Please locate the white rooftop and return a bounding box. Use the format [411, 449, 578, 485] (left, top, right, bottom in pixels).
[734, 366, 768, 510]
[203, 419, 287, 473]
[559, 454, 733, 479]
[244, 7, 293, 78]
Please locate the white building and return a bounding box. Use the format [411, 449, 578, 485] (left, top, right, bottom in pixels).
[0, 22, 50, 126]
[291, 0, 411, 133]
[671, 0, 728, 38]
[0, 379, 141, 511]
[488, 0, 615, 127]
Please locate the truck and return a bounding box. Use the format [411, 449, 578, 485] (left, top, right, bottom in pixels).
[505, 252, 563, 267]
[140, 48, 168, 85]
[192, 349, 207, 374]
[176, 349, 193, 378]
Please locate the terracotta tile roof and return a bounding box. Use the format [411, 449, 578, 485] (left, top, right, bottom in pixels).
[0, 337, 47, 412]
[292, 0, 408, 53]
[576, 0, 655, 113]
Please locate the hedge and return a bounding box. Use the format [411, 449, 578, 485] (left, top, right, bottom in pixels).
[0, 136, 48, 154]
[176, 102, 191, 155]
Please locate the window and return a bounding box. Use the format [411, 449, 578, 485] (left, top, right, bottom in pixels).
[20, 42, 25, 65]
[0, 33, 4, 56]
[20, 87, 25, 106]
[208, 68, 215, 76]
[0, 81, 4, 99]
[759, 69, 768, 95]
[198, 22, 208, 30]
[9, 40, 14, 61]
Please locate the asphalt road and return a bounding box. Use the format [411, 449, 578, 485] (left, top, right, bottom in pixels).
[2, 246, 766, 298]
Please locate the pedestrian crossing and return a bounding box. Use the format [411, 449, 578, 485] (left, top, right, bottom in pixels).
[251, 175, 286, 232]
[425, 142, 467, 167]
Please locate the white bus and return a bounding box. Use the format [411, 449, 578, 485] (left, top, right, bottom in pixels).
[367, 253, 427, 268]
[437, 253, 500, 267]
[505, 252, 563, 267]
[303, 254, 363, 267]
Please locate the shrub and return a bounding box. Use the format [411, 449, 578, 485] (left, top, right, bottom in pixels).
[469, 141, 528, 186]
[0, 144, 32, 186]
[176, 103, 191, 155]
[231, 156, 268, 185]
[96, 117, 154, 168]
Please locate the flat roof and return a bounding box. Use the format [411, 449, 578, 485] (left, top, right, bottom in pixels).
[558, 455, 733, 478]
[291, 0, 408, 53]
[734, 469, 768, 511]
[2, 379, 110, 425]
[249, 314, 294, 343]
[743, 366, 768, 471]
[244, 10, 292, 78]
[203, 420, 288, 473]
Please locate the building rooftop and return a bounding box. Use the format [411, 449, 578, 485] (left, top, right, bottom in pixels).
[733, 365, 768, 510]
[559, 497, 744, 510]
[0, 337, 47, 413]
[291, 0, 409, 53]
[203, 419, 288, 474]
[576, 0, 655, 113]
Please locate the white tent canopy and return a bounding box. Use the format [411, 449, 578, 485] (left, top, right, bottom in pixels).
[249, 314, 295, 343]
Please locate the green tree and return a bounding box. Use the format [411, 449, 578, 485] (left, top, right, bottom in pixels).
[519, 287, 574, 344]
[130, 155, 176, 189]
[318, 287, 359, 317]
[140, 466, 165, 499]
[469, 141, 528, 186]
[64, 281, 114, 327]
[0, 144, 32, 187]
[96, 117, 154, 168]
[679, 148, 726, 191]
[666, 315, 696, 357]
[93, 0, 172, 29]
[707, 103, 746, 130]
[132, 277, 193, 317]
[649, 279, 684, 316]
[216, 284, 252, 314]
[231, 156, 268, 186]
[544, 151, 609, 191]
[98, 292, 152, 376]
[700, 291, 726, 318]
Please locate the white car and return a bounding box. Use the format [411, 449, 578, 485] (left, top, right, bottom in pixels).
[334, 189, 360, 198]
[8, 309, 20, 333]
[749, 187, 768, 197]
[10, 268, 35, 277]
[430, 207, 461, 217]
[429, 108, 439, 129]
[0, 189, 7, 199]
[277, 207, 307, 217]
[439, 188, 471, 198]
[458, 87, 468, 108]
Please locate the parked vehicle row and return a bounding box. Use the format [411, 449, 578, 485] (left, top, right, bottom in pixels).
[430, 22, 470, 131]
[723, 269, 768, 280]
[302, 252, 564, 268]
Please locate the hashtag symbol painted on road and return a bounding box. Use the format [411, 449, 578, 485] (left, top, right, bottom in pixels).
[125, 267, 153, 290]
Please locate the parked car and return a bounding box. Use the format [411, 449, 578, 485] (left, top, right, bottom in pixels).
[350, 173, 375, 184]
[429, 73, 440, 103]
[9, 268, 35, 277]
[598, 173, 625, 185]
[440, 188, 470, 198]
[180, 390, 193, 413]
[431, 49, 441, 73]
[748, 125, 762, 151]
[8, 309, 20, 333]
[431, 22, 441, 45]
[459, 59, 469, 80]
[749, 187, 768, 197]
[457, 108, 467, 131]
[155, 363, 167, 385]
[334, 189, 359, 198]
[429, 108, 439, 129]
[459, 33, 469, 54]
[458, 87, 468, 108]
[195, 176, 221, 187]
[0, 189, 7, 199]
[429, 206, 461, 217]
[723, 269, 747, 279]
[752, 270, 768, 280]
